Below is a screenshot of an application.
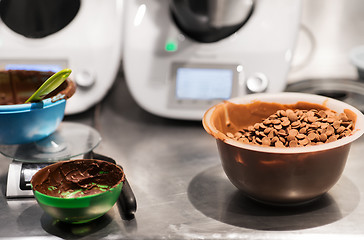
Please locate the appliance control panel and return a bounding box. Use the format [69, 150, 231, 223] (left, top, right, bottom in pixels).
[168, 63, 244, 110]
[123, 0, 301, 120]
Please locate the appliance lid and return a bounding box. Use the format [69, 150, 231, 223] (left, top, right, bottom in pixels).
[0, 0, 80, 38]
[170, 0, 254, 43]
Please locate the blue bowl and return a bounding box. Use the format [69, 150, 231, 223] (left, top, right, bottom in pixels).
[0, 70, 76, 145]
[0, 98, 67, 145]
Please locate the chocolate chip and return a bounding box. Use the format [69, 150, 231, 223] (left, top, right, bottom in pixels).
[287, 110, 298, 122]
[262, 137, 271, 146]
[227, 108, 354, 148]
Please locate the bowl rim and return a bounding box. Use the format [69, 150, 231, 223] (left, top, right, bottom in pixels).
[0, 78, 75, 113]
[31, 159, 125, 200]
[0, 98, 66, 113]
[203, 92, 364, 154]
[32, 181, 123, 201]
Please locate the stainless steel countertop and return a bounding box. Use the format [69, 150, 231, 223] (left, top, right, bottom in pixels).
[2, 0, 364, 236]
[1, 66, 364, 239]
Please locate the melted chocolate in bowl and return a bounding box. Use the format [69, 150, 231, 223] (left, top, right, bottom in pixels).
[0, 70, 75, 105]
[31, 159, 125, 198]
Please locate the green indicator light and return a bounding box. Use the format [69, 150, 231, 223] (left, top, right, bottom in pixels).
[165, 41, 178, 52]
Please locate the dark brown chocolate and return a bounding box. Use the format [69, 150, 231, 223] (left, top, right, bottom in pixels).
[0, 70, 76, 105]
[31, 159, 125, 198]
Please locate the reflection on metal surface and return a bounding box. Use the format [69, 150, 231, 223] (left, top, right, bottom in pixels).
[188, 165, 359, 231]
[40, 212, 115, 238]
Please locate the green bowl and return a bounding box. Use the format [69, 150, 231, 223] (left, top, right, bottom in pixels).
[31, 159, 125, 224]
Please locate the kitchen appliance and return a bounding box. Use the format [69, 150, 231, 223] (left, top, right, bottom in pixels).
[123, 0, 301, 120]
[285, 0, 364, 113]
[0, 0, 124, 114]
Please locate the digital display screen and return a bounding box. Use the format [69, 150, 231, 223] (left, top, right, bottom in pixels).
[5, 64, 63, 72]
[175, 68, 233, 100]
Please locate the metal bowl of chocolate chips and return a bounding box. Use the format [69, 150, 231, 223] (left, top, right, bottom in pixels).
[203, 92, 364, 206]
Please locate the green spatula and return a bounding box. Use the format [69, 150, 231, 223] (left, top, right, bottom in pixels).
[25, 68, 72, 103]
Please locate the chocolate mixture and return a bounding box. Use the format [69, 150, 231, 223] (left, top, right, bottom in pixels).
[0, 70, 75, 105]
[31, 159, 125, 198]
[208, 100, 357, 146]
[226, 108, 354, 147]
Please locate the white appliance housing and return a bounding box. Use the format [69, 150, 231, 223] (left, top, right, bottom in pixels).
[0, 0, 124, 114]
[123, 0, 301, 120]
